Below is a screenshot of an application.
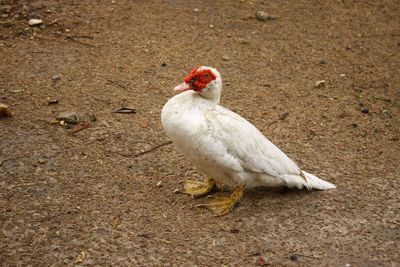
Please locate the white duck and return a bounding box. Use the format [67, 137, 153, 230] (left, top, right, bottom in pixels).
[161, 66, 336, 216]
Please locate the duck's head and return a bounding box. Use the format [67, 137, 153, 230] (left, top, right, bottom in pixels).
[174, 66, 222, 101]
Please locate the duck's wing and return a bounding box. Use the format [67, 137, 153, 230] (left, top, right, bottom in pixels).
[197, 105, 301, 177]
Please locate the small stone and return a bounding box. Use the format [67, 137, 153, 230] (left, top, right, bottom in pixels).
[57, 112, 79, 124]
[156, 181, 163, 187]
[360, 107, 369, 114]
[52, 74, 61, 81]
[194, 8, 199, 12]
[255, 11, 277, 21]
[222, 55, 230, 61]
[382, 109, 390, 116]
[319, 59, 326, 64]
[28, 18, 43, 26]
[208, 24, 214, 28]
[339, 73, 346, 78]
[351, 123, 358, 128]
[289, 255, 298, 261]
[238, 38, 250, 45]
[11, 89, 24, 93]
[314, 80, 326, 88]
[0, 103, 12, 118]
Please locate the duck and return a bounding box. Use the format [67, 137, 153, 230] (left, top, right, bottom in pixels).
[161, 66, 336, 216]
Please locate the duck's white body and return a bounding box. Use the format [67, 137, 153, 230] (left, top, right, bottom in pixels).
[161, 67, 336, 190]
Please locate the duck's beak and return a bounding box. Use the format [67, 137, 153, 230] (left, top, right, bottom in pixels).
[174, 82, 191, 92]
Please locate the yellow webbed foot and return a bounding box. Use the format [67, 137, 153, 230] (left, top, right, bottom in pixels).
[174, 177, 215, 198]
[196, 185, 246, 216]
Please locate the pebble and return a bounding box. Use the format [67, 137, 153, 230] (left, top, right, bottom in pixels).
[57, 112, 79, 124]
[314, 80, 326, 88]
[194, 8, 199, 12]
[28, 18, 43, 26]
[222, 55, 230, 61]
[360, 107, 369, 114]
[255, 11, 277, 21]
[52, 74, 61, 81]
[0, 103, 11, 117]
[319, 59, 326, 64]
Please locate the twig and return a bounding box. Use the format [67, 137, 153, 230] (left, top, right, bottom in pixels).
[68, 123, 91, 135]
[64, 36, 97, 48]
[133, 141, 173, 158]
[106, 79, 129, 90]
[294, 253, 321, 260]
[68, 35, 94, 39]
[29, 51, 49, 54]
[54, 32, 97, 48]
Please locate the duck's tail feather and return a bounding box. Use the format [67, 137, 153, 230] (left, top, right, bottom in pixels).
[281, 170, 336, 190]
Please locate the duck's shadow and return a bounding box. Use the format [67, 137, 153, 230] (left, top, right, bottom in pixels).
[246, 186, 311, 200]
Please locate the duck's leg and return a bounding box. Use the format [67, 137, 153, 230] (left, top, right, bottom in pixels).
[174, 177, 215, 198]
[196, 185, 246, 216]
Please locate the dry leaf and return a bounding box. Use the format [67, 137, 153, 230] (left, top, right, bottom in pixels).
[256, 256, 267, 266]
[112, 107, 136, 114]
[314, 80, 326, 88]
[112, 216, 122, 229]
[75, 251, 86, 263]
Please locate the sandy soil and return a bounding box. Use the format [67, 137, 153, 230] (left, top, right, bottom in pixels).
[1, 0, 399, 266]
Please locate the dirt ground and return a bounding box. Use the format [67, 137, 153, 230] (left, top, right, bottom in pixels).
[1, 0, 399, 266]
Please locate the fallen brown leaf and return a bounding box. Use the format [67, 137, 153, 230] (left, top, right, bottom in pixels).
[256, 256, 267, 266]
[111, 215, 122, 229]
[112, 107, 136, 114]
[75, 251, 86, 263]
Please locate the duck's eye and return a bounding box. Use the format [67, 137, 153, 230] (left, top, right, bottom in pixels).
[204, 74, 209, 79]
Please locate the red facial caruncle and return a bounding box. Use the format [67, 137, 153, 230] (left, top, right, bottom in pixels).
[183, 66, 217, 92]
